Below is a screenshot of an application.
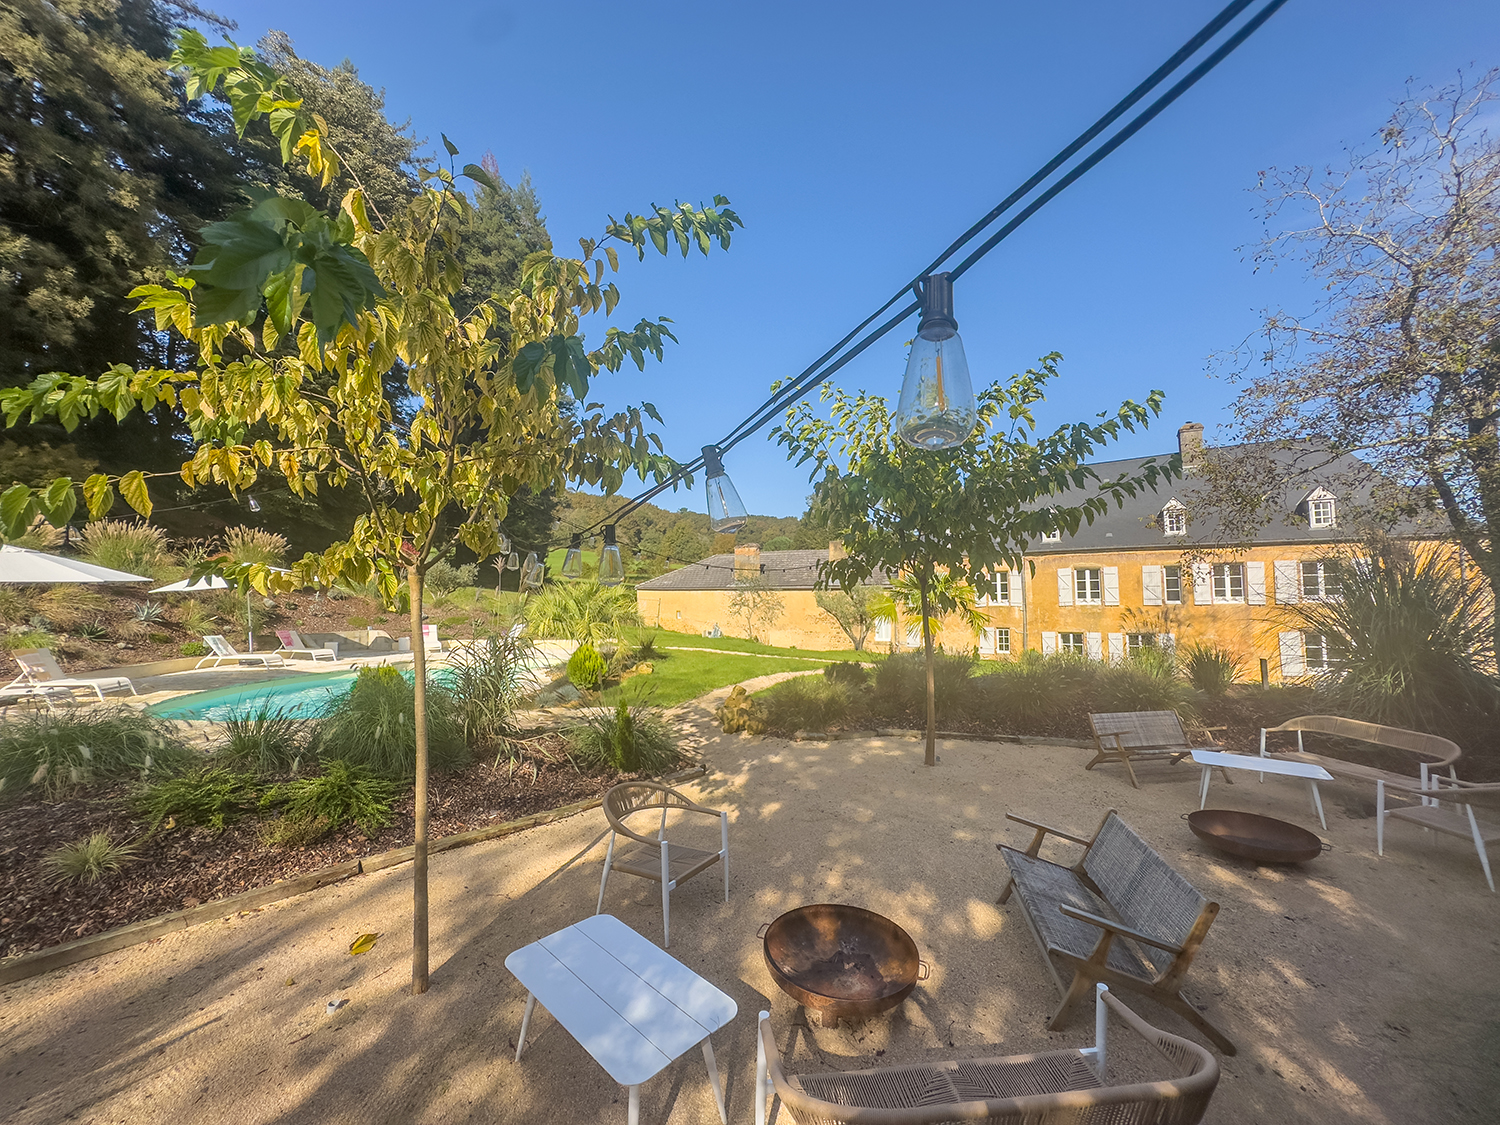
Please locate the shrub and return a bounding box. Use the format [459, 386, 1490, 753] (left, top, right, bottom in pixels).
[136, 767, 260, 830]
[823, 661, 870, 687]
[268, 760, 400, 835]
[0, 708, 194, 801]
[180, 641, 208, 656]
[525, 581, 640, 645]
[177, 600, 217, 637]
[446, 630, 533, 749]
[759, 676, 852, 733]
[316, 665, 468, 779]
[345, 615, 370, 629]
[633, 632, 663, 661]
[969, 652, 1097, 734]
[3, 514, 64, 550]
[40, 831, 138, 885]
[218, 704, 309, 775]
[2, 628, 56, 651]
[872, 651, 975, 720]
[78, 520, 175, 577]
[425, 559, 480, 595]
[1092, 663, 1199, 717]
[566, 701, 682, 774]
[222, 524, 288, 566]
[259, 813, 332, 848]
[568, 643, 609, 691]
[36, 587, 109, 630]
[1182, 643, 1242, 697]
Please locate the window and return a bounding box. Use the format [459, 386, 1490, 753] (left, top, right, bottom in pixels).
[979, 626, 1012, 655]
[1126, 633, 1156, 656]
[1060, 632, 1086, 655]
[1309, 497, 1336, 529]
[1301, 560, 1342, 601]
[1164, 565, 1182, 604]
[1161, 502, 1186, 535]
[1212, 563, 1245, 602]
[994, 627, 1011, 654]
[976, 571, 1010, 607]
[1303, 632, 1338, 671]
[1041, 528, 1061, 543]
[1074, 568, 1102, 605]
[874, 618, 893, 643]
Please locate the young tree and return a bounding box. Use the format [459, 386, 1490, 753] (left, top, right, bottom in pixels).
[814, 586, 881, 651]
[776, 355, 1174, 766]
[727, 575, 784, 643]
[1210, 71, 1500, 644]
[0, 31, 742, 994]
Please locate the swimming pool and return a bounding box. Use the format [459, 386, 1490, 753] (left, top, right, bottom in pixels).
[149, 670, 361, 721]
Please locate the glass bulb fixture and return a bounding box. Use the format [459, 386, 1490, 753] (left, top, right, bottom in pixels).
[701, 445, 748, 533]
[561, 534, 584, 579]
[598, 525, 625, 586]
[520, 551, 544, 591]
[247, 495, 261, 513]
[506, 550, 520, 571]
[495, 525, 511, 557]
[894, 272, 977, 451]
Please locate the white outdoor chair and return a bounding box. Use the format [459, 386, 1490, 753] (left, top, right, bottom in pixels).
[195, 635, 288, 669]
[596, 781, 729, 947]
[275, 629, 338, 661]
[8, 649, 136, 703]
[1378, 774, 1500, 892]
[421, 624, 443, 653]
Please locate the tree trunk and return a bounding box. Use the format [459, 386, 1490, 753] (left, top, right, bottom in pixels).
[921, 565, 936, 767]
[408, 567, 430, 995]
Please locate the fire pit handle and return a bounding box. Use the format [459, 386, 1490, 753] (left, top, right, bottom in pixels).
[916, 960, 931, 981]
[756, 922, 770, 939]
[1321, 841, 1334, 852]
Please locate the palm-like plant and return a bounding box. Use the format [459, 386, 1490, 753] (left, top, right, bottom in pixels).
[523, 581, 640, 645]
[875, 571, 987, 643]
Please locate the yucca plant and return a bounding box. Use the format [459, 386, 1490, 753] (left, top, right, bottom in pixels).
[1289, 547, 1500, 736]
[40, 831, 139, 885]
[1181, 643, 1243, 697]
[77, 520, 175, 576]
[524, 581, 640, 646]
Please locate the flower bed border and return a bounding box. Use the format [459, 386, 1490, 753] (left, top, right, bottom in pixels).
[0, 765, 706, 986]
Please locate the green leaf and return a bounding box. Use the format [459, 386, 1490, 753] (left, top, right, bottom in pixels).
[38, 477, 76, 526]
[441, 133, 460, 157]
[118, 471, 152, 518]
[513, 342, 547, 394]
[461, 163, 500, 193]
[0, 484, 37, 539]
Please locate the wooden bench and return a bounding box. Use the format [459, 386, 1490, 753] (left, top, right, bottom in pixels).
[1086, 710, 1225, 789]
[754, 984, 1220, 1125]
[998, 809, 1234, 1055]
[1259, 715, 1461, 802]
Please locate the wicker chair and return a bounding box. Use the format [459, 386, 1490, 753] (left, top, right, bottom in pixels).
[755, 984, 1220, 1125]
[1086, 711, 1224, 789]
[595, 781, 729, 947]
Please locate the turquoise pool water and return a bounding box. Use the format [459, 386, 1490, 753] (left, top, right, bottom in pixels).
[149, 670, 360, 721]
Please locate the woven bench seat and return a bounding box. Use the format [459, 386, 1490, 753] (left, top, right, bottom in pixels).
[1002, 850, 1159, 981]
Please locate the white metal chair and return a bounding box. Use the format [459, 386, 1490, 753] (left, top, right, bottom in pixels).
[275, 629, 338, 661]
[8, 649, 136, 703]
[196, 635, 288, 669]
[596, 781, 729, 947]
[1378, 774, 1500, 892]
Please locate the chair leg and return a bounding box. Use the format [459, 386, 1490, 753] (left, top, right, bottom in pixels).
[996, 874, 1015, 905]
[628, 1084, 640, 1125]
[703, 1037, 727, 1124]
[596, 834, 616, 915]
[1047, 970, 1096, 1031]
[1160, 991, 1237, 1056]
[1376, 781, 1386, 855]
[721, 813, 730, 903]
[1466, 805, 1495, 892]
[1120, 752, 1141, 790]
[661, 842, 672, 948]
[755, 1013, 771, 1125]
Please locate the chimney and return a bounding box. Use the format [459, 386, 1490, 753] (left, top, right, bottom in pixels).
[828, 539, 846, 562]
[734, 543, 761, 581]
[1177, 422, 1205, 468]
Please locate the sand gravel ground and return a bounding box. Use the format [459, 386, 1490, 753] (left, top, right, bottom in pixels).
[2, 685, 1497, 1125]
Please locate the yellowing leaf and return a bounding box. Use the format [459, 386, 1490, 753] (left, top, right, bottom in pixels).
[118, 470, 152, 517]
[349, 932, 379, 956]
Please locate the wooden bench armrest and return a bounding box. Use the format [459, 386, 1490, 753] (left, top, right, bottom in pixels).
[1058, 905, 1185, 954]
[1005, 813, 1092, 847]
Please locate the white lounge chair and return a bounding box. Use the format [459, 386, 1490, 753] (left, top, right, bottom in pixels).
[8, 649, 137, 703]
[275, 630, 338, 661]
[196, 636, 287, 669]
[421, 624, 443, 653]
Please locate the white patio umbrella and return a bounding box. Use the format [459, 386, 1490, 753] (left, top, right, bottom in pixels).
[0, 544, 150, 584]
[152, 569, 290, 653]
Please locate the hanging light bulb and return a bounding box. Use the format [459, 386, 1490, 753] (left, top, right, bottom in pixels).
[505, 550, 520, 571]
[894, 272, 977, 451]
[247, 495, 261, 513]
[495, 525, 511, 557]
[598, 525, 625, 586]
[701, 445, 748, 533]
[520, 551, 544, 591]
[562, 533, 584, 579]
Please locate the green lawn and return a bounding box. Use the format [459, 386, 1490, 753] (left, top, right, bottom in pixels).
[599, 647, 829, 707]
[622, 627, 876, 664]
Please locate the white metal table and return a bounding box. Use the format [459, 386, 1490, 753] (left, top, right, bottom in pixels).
[1191, 749, 1334, 829]
[505, 913, 737, 1125]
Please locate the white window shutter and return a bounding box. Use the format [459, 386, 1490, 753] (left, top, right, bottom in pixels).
[1142, 565, 1164, 606]
[1274, 560, 1299, 604]
[1057, 568, 1074, 606]
[1108, 632, 1124, 662]
[1279, 631, 1306, 676]
[979, 628, 995, 654]
[1192, 562, 1213, 605]
[1085, 632, 1103, 661]
[1246, 561, 1267, 605]
[1157, 632, 1176, 652]
[1041, 631, 1058, 656]
[1102, 566, 1119, 606]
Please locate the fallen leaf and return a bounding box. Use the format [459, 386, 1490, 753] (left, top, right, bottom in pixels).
[349, 932, 379, 956]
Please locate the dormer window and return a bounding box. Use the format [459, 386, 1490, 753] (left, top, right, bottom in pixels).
[1302, 487, 1336, 529]
[1160, 499, 1187, 536]
[1040, 528, 1061, 544]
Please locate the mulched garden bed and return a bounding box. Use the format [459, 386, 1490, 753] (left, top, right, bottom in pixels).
[0, 748, 619, 960]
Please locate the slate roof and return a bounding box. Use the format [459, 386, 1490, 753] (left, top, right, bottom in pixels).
[635, 550, 892, 592]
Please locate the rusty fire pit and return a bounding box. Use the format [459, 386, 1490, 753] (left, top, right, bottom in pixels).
[1187, 809, 1330, 864]
[760, 903, 927, 1028]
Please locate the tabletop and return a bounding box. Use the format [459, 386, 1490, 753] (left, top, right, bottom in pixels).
[504, 914, 738, 1087]
[1191, 750, 1334, 780]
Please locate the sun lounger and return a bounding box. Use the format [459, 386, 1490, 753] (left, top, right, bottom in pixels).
[196, 636, 288, 669]
[275, 630, 338, 661]
[8, 648, 137, 703]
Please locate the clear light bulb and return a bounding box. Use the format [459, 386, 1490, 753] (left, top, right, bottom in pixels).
[562, 534, 584, 579]
[520, 551, 544, 591]
[495, 526, 511, 556]
[701, 445, 748, 533]
[506, 550, 520, 571]
[894, 272, 977, 451]
[598, 525, 625, 586]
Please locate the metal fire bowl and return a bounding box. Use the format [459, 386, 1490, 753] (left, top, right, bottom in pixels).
[1188, 809, 1330, 864]
[761, 904, 927, 1029]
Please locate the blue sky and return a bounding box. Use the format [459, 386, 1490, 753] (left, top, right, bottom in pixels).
[209, 1, 1500, 517]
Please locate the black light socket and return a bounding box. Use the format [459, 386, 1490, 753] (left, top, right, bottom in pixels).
[917, 272, 958, 339]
